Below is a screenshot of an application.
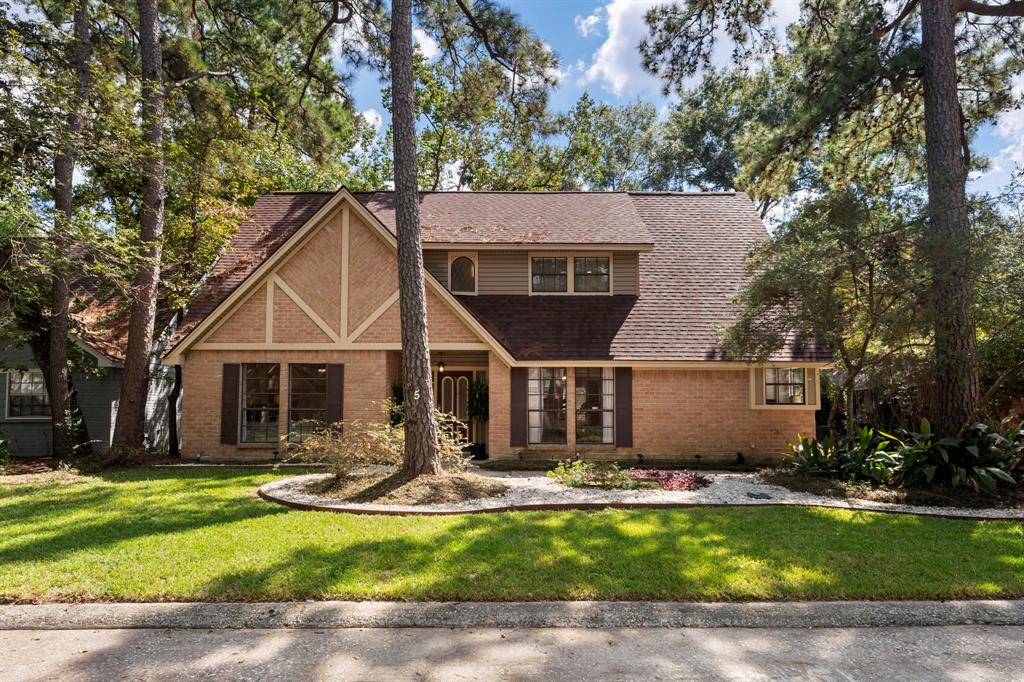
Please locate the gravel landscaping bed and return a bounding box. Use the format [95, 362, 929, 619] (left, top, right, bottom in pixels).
[259, 467, 1024, 519]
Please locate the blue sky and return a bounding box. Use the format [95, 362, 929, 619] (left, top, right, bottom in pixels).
[344, 0, 1021, 197]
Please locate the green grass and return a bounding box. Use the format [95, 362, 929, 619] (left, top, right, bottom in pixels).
[1, 468, 1022, 603]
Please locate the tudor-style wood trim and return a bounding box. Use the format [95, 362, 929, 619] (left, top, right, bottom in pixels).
[265, 280, 274, 343]
[347, 290, 400, 343]
[340, 205, 350, 338]
[272, 275, 342, 343]
[164, 188, 517, 366]
[192, 342, 492, 351]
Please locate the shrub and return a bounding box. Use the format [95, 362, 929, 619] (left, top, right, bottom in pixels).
[286, 399, 470, 478]
[786, 418, 1024, 495]
[547, 461, 710, 491]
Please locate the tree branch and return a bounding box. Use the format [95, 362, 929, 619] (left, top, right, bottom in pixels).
[452, 0, 516, 73]
[956, 0, 1024, 15]
[976, 357, 1024, 416]
[876, 0, 920, 36]
[166, 70, 232, 92]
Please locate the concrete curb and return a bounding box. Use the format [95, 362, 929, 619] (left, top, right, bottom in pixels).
[2, 600, 1023, 630]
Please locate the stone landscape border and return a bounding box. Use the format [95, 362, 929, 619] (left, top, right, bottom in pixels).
[3, 599, 1023, 630]
[257, 475, 1024, 521]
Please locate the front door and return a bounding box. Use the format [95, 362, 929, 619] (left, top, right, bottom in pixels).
[437, 371, 473, 441]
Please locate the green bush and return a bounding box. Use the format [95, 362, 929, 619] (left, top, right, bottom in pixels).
[547, 460, 651, 489]
[786, 418, 1024, 494]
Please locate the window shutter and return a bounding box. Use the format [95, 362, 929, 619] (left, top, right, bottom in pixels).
[326, 364, 345, 426]
[614, 367, 633, 447]
[753, 368, 765, 405]
[805, 368, 817, 406]
[220, 364, 240, 444]
[509, 367, 528, 447]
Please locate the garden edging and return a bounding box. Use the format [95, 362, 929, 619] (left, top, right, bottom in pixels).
[257, 472, 1024, 520]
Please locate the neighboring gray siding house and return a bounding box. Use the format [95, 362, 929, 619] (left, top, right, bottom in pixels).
[0, 301, 179, 458]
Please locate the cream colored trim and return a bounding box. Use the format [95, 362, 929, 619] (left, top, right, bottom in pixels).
[447, 251, 478, 295]
[192, 342, 492, 351]
[197, 281, 267, 346]
[528, 251, 614, 296]
[165, 190, 352, 363]
[340, 205, 350, 338]
[749, 366, 820, 410]
[265, 280, 274, 343]
[347, 290, 400, 342]
[423, 242, 654, 252]
[272, 275, 343, 343]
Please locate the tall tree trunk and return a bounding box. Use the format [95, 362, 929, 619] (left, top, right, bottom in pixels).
[112, 0, 165, 453]
[920, 1, 980, 434]
[50, 0, 91, 458]
[391, 0, 440, 476]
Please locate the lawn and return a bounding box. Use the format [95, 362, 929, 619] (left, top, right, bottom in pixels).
[0, 467, 1022, 603]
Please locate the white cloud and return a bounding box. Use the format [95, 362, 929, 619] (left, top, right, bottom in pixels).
[583, 0, 799, 97]
[361, 108, 383, 132]
[413, 28, 439, 59]
[584, 0, 661, 96]
[574, 11, 602, 38]
[995, 77, 1024, 168]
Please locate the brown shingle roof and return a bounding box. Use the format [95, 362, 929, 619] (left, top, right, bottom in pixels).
[167, 189, 829, 363]
[459, 193, 829, 362]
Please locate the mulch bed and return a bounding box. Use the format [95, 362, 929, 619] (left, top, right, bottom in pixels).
[0, 458, 63, 476]
[761, 469, 1024, 510]
[303, 471, 508, 505]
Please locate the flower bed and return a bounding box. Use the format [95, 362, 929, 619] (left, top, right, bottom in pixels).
[630, 468, 712, 491]
[547, 460, 711, 491]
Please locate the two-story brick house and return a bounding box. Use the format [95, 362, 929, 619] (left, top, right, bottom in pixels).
[163, 188, 830, 462]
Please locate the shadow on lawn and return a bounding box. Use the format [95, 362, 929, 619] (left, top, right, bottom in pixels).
[198, 505, 1024, 602]
[0, 468, 290, 565]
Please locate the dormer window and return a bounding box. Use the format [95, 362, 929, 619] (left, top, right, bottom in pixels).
[449, 253, 477, 294]
[530, 253, 612, 295]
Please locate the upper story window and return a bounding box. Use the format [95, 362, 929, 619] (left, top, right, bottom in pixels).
[531, 254, 612, 295]
[449, 253, 477, 294]
[765, 368, 805, 405]
[574, 257, 610, 293]
[531, 257, 567, 293]
[6, 369, 50, 419]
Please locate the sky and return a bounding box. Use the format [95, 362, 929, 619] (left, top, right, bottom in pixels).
[344, 0, 1021, 198]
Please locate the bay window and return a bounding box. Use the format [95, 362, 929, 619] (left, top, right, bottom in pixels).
[765, 368, 806, 405]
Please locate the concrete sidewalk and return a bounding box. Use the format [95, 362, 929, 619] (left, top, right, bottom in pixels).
[4, 625, 1023, 681]
[2, 599, 1023, 630]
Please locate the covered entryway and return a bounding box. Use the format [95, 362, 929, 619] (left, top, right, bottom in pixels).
[431, 351, 488, 454]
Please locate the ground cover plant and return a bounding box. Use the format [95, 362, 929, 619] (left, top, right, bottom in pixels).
[786, 419, 1024, 495]
[2, 467, 1020, 603]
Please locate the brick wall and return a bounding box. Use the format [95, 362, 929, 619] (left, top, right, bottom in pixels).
[486, 364, 814, 463]
[181, 349, 390, 461]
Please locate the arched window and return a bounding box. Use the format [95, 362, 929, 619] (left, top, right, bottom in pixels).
[450, 255, 477, 293]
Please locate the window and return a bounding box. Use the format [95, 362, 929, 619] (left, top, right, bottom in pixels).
[241, 364, 279, 443]
[574, 257, 610, 293]
[575, 367, 614, 444]
[528, 367, 566, 444]
[449, 255, 477, 294]
[530, 254, 612, 294]
[288, 364, 327, 442]
[531, 257, 567, 292]
[6, 370, 50, 418]
[765, 368, 805, 405]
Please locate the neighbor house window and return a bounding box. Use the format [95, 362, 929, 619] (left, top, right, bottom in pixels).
[241, 363, 279, 443]
[575, 367, 614, 444]
[531, 257, 567, 292]
[765, 368, 805, 405]
[528, 367, 566, 444]
[288, 364, 327, 442]
[6, 369, 50, 418]
[449, 254, 477, 294]
[573, 257, 610, 293]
